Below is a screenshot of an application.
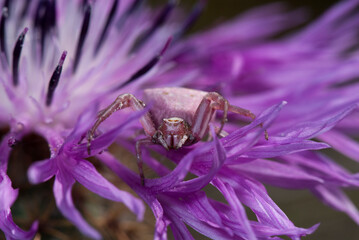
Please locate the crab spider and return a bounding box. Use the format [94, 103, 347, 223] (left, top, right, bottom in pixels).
[87, 87, 265, 185]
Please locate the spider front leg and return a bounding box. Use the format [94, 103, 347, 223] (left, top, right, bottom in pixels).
[86, 93, 156, 155]
[136, 138, 155, 186]
[191, 92, 260, 141]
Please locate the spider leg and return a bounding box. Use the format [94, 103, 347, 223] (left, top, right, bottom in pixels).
[192, 92, 267, 141]
[225, 104, 268, 140]
[87, 94, 156, 155]
[210, 101, 228, 135]
[192, 92, 229, 140]
[136, 138, 154, 186]
[214, 126, 229, 138]
[191, 97, 215, 141]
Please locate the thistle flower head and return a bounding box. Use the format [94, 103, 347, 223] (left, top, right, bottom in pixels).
[1, 0, 359, 239]
[0, 0, 177, 238]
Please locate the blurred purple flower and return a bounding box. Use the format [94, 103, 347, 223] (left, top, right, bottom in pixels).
[27, 105, 145, 239]
[1, 0, 359, 239]
[166, 0, 359, 229]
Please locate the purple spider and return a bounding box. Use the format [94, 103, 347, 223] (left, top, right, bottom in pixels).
[87, 87, 261, 185]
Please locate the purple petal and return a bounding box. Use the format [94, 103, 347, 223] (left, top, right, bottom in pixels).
[27, 158, 56, 184]
[97, 152, 141, 191]
[169, 218, 195, 240]
[212, 200, 318, 239]
[149, 198, 168, 240]
[241, 140, 329, 159]
[74, 108, 147, 157]
[0, 132, 19, 170]
[335, 111, 359, 134]
[34, 126, 65, 157]
[282, 152, 359, 187]
[312, 185, 359, 225]
[54, 170, 101, 239]
[271, 104, 357, 143]
[66, 103, 99, 144]
[143, 137, 223, 192]
[0, 171, 17, 210]
[251, 222, 319, 238]
[224, 101, 287, 150]
[167, 126, 226, 193]
[215, 181, 256, 240]
[161, 193, 235, 239]
[319, 129, 359, 163]
[0, 211, 39, 240]
[71, 158, 145, 220]
[98, 153, 233, 238]
[0, 171, 38, 240]
[213, 175, 297, 232]
[119, 138, 171, 177]
[231, 159, 323, 189]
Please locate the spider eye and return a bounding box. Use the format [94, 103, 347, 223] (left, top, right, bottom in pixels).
[164, 117, 183, 123]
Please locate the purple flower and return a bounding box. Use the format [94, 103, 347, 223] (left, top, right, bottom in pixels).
[27, 105, 145, 239]
[1, 0, 170, 238]
[98, 102, 323, 239]
[1, 0, 359, 239]
[167, 0, 359, 229]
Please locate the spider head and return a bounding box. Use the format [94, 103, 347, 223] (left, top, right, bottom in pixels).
[156, 117, 190, 149]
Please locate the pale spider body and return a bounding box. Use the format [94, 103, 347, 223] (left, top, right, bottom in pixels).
[87, 87, 258, 185]
[143, 88, 210, 148]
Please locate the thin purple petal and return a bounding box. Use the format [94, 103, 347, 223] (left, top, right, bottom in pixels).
[216, 181, 256, 240]
[319, 129, 359, 163]
[167, 126, 226, 193]
[54, 171, 101, 239]
[231, 159, 324, 189]
[27, 159, 56, 184]
[71, 158, 145, 220]
[271, 104, 357, 143]
[241, 140, 329, 159]
[74, 108, 147, 157]
[0, 172, 38, 240]
[312, 185, 359, 225]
